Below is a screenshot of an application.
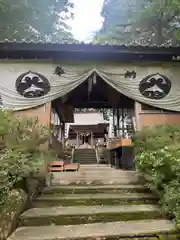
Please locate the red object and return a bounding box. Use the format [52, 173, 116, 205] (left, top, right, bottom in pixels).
[64, 163, 79, 172]
[49, 161, 64, 172]
[49, 161, 79, 172]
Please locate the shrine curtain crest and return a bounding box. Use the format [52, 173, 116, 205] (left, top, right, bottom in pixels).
[0, 61, 179, 111]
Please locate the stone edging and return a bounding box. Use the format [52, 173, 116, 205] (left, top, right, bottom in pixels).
[0, 189, 27, 240]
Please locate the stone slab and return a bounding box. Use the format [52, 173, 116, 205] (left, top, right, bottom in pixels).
[44, 184, 146, 191]
[8, 219, 175, 240]
[21, 204, 160, 218]
[38, 193, 157, 201]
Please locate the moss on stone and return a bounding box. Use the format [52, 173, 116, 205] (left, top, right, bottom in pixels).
[0, 189, 27, 239]
[33, 198, 157, 207]
[56, 180, 142, 185]
[75, 233, 179, 239]
[44, 187, 151, 195]
[20, 210, 164, 227]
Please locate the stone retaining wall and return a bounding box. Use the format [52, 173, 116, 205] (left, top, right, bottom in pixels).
[0, 189, 27, 240]
[0, 172, 52, 240]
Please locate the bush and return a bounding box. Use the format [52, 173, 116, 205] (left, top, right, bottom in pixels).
[134, 124, 180, 154]
[0, 110, 55, 204]
[134, 124, 180, 228]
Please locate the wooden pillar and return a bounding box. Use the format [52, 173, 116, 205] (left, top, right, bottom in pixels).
[121, 108, 125, 138]
[90, 132, 94, 147]
[76, 132, 79, 148]
[116, 108, 120, 137]
[62, 122, 65, 148]
[134, 101, 141, 131]
[112, 108, 117, 137]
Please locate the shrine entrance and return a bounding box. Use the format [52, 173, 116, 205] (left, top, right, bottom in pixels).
[51, 71, 135, 169]
[52, 71, 135, 142]
[82, 135, 89, 145]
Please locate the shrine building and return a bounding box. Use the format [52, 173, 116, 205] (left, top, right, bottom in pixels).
[0, 41, 180, 168]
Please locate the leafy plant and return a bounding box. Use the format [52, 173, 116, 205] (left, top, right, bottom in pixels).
[0, 110, 55, 204]
[134, 124, 180, 228]
[94, 0, 180, 46]
[0, 0, 75, 41]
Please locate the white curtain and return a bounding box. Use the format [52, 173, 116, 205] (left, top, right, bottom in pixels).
[0, 61, 179, 111]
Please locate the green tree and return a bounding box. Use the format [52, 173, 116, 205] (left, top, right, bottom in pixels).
[94, 0, 180, 45]
[0, 0, 74, 41]
[133, 0, 180, 45]
[0, 110, 55, 204]
[94, 0, 140, 44]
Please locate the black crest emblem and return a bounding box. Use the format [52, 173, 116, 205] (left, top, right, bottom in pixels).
[54, 66, 65, 76]
[139, 73, 171, 99]
[124, 70, 136, 79]
[16, 71, 51, 98]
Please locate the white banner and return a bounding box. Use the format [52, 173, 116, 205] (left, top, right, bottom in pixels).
[0, 60, 179, 111]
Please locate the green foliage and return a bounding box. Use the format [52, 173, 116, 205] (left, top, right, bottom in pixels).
[134, 124, 180, 154]
[0, 110, 55, 204]
[133, 0, 180, 45]
[94, 0, 138, 44]
[0, 0, 74, 41]
[134, 124, 180, 228]
[94, 0, 180, 45]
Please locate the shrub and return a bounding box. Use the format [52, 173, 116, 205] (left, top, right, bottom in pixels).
[0, 110, 55, 204]
[134, 124, 180, 228]
[134, 124, 180, 154]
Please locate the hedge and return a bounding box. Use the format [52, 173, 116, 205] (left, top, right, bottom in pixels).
[134, 124, 180, 228]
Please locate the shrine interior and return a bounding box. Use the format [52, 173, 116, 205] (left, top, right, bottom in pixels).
[52, 73, 135, 110]
[51, 73, 135, 146]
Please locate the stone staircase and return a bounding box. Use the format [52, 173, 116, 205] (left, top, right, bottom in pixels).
[73, 149, 97, 164]
[8, 165, 177, 240]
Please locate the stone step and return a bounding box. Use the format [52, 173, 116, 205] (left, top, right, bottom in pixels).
[33, 193, 157, 207]
[74, 155, 96, 160]
[74, 155, 96, 158]
[42, 184, 150, 195]
[52, 173, 138, 176]
[74, 152, 95, 154]
[74, 156, 96, 160]
[75, 149, 95, 152]
[74, 156, 96, 158]
[74, 157, 96, 158]
[74, 158, 96, 161]
[74, 154, 96, 157]
[74, 158, 96, 160]
[52, 170, 138, 176]
[52, 167, 137, 173]
[52, 174, 137, 177]
[75, 148, 95, 153]
[51, 173, 139, 184]
[74, 162, 97, 165]
[8, 219, 176, 240]
[74, 155, 96, 157]
[74, 150, 97, 164]
[74, 160, 97, 164]
[77, 164, 111, 168]
[20, 204, 163, 226]
[52, 179, 139, 185]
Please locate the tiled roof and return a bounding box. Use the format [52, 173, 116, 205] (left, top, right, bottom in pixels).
[0, 39, 180, 48]
[0, 41, 179, 54]
[0, 40, 179, 61]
